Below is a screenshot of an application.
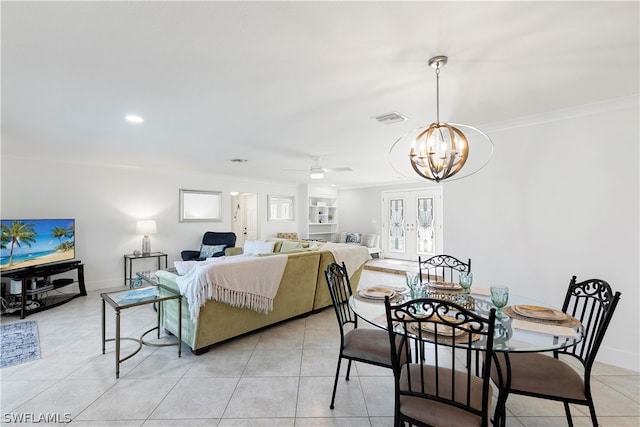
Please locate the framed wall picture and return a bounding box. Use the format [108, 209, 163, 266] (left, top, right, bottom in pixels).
[267, 195, 295, 222]
[179, 189, 222, 222]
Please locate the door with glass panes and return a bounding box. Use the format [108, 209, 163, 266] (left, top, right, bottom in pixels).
[382, 189, 443, 261]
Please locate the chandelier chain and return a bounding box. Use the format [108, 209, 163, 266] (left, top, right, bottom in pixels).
[435, 66, 441, 124]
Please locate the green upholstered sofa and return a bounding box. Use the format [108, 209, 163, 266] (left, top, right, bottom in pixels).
[156, 247, 366, 354]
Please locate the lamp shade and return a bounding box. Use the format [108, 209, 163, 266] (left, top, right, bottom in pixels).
[136, 220, 157, 236]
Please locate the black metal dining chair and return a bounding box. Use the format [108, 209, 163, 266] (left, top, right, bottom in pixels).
[419, 254, 471, 284]
[384, 296, 496, 427]
[324, 262, 394, 409]
[490, 276, 621, 427]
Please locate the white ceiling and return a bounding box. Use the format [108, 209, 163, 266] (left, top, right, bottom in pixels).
[2, 1, 638, 188]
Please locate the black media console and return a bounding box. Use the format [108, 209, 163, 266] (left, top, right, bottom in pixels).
[1, 260, 87, 319]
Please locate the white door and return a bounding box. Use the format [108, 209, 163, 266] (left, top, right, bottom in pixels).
[231, 193, 258, 247]
[382, 188, 443, 261]
[242, 193, 258, 242]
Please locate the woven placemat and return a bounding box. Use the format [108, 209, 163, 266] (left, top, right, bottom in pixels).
[428, 280, 463, 291]
[355, 291, 404, 303]
[408, 322, 480, 344]
[503, 306, 580, 327]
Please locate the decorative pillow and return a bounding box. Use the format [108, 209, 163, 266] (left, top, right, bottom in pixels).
[272, 240, 284, 253]
[345, 232, 361, 245]
[243, 240, 276, 255]
[276, 232, 299, 240]
[361, 233, 377, 248]
[224, 247, 244, 257]
[200, 244, 226, 258]
[279, 240, 302, 252]
[336, 232, 347, 244]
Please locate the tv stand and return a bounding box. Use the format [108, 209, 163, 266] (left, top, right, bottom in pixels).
[1, 260, 87, 319]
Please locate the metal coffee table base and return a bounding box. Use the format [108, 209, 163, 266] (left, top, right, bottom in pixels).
[101, 286, 182, 378]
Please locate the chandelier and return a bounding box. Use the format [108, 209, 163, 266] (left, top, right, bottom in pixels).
[399, 55, 492, 183]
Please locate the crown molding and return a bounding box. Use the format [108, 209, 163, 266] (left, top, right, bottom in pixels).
[479, 95, 639, 134]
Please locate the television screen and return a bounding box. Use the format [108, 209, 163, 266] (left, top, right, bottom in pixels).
[1, 218, 75, 274]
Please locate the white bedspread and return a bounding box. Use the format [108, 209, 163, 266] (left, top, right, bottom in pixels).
[174, 254, 288, 321]
[322, 243, 371, 277]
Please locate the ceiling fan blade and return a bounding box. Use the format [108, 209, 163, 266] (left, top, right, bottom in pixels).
[322, 167, 353, 173]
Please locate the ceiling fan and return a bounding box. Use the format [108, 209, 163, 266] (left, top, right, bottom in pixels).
[285, 156, 352, 179]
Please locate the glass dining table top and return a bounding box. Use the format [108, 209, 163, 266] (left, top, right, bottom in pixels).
[349, 286, 584, 353]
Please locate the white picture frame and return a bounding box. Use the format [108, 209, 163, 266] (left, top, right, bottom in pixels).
[267, 195, 295, 222]
[179, 189, 222, 222]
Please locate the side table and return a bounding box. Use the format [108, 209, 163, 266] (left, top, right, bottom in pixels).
[101, 281, 181, 378]
[123, 252, 168, 286]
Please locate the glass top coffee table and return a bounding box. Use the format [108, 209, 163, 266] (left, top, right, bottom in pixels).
[101, 275, 182, 378]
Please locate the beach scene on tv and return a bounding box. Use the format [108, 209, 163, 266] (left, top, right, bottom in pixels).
[0, 219, 75, 272]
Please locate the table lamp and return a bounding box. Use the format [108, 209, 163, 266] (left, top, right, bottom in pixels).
[136, 220, 156, 255]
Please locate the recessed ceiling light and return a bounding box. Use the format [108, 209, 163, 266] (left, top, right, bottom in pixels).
[125, 115, 144, 123]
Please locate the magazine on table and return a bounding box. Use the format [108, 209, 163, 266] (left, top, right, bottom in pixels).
[115, 286, 159, 305]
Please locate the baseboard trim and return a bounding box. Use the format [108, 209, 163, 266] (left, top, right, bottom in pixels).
[597, 346, 640, 373]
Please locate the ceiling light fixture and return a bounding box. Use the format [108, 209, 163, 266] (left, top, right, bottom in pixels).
[392, 55, 493, 183]
[309, 167, 324, 180]
[125, 114, 144, 123]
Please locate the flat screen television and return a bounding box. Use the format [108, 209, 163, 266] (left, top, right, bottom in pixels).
[1, 218, 75, 274]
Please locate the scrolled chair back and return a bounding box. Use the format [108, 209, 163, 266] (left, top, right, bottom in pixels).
[384, 296, 496, 427]
[560, 276, 621, 370]
[419, 254, 471, 284]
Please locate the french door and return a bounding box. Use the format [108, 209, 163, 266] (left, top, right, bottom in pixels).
[382, 188, 443, 261]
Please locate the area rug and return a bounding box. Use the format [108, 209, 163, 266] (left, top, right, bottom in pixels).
[0, 320, 41, 368]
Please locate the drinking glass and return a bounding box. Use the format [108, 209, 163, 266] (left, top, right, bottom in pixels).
[490, 285, 509, 320]
[405, 272, 419, 288]
[406, 272, 426, 313]
[406, 272, 426, 298]
[459, 272, 473, 295]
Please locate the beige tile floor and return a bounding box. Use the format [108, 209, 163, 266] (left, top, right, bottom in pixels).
[1, 269, 638, 426]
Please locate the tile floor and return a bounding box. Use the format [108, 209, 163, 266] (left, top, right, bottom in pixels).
[1, 269, 638, 426]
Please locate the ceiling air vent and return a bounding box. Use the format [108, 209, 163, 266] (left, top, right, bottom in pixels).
[374, 112, 408, 124]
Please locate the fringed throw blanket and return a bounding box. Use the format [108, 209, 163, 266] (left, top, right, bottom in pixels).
[175, 254, 288, 321]
[322, 243, 372, 277]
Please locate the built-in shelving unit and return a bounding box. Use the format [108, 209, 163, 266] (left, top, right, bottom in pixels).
[304, 184, 338, 242]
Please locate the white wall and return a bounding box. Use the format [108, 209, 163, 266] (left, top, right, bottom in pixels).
[0, 159, 300, 290]
[339, 186, 384, 234]
[338, 100, 640, 371]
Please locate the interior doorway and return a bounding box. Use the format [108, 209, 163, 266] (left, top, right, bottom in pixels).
[381, 188, 443, 261]
[230, 193, 258, 247]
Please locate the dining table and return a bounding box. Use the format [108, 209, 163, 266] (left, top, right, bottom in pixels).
[349, 283, 585, 426]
